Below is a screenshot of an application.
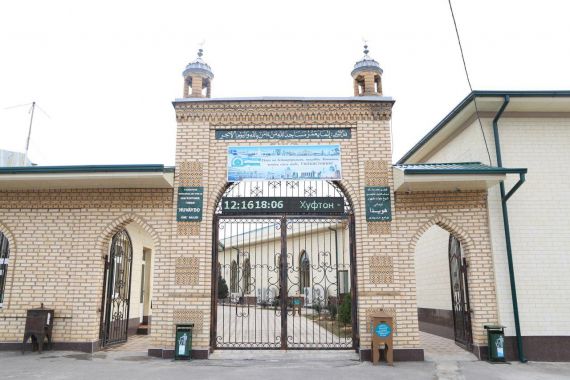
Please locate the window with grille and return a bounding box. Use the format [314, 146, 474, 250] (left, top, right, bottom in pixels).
[0, 231, 10, 307]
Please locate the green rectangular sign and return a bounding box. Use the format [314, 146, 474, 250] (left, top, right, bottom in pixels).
[365, 186, 392, 221]
[177, 187, 203, 222]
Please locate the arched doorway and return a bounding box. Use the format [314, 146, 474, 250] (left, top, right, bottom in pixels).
[100, 229, 134, 346]
[212, 180, 356, 349]
[414, 225, 473, 353]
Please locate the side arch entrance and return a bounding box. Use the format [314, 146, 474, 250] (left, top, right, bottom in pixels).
[100, 229, 134, 346]
[212, 180, 357, 349]
[414, 224, 474, 352]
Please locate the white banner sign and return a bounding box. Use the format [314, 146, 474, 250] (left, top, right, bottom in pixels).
[227, 145, 342, 181]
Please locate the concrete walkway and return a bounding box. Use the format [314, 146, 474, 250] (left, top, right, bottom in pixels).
[2, 332, 569, 379]
[421, 331, 478, 379]
[1, 347, 570, 380]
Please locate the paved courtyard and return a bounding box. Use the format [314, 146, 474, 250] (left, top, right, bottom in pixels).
[216, 304, 352, 348]
[1, 332, 569, 379]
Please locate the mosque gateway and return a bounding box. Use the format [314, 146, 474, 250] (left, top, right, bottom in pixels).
[6, 46, 558, 362]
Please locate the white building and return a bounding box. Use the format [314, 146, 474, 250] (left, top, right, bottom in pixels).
[0, 150, 31, 167]
[399, 91, 570, 361]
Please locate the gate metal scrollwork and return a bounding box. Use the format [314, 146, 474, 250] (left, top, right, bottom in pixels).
[100, 229, 134, 347]
[448, 234, 473, 349]
[212, 180, 356, 350]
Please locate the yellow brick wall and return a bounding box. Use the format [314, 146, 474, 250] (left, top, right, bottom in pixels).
[0, 189, 172, 344]
[158, 99, 499, 354]
[0, 99, 499, 355]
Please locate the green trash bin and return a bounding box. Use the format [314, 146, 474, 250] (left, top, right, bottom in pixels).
[175, 324, 194, 360]
[484, 325, 506, 363]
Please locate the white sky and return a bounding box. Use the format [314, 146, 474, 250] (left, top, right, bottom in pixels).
[1, 0, 569, 166]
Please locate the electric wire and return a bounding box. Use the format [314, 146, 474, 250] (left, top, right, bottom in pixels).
[3, 102, 33, 110]
[448, 0, 493, 165]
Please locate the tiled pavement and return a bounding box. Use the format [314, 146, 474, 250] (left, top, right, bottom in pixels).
[420, 331, 478, 379]
[2, 331, 570, 379]
[103, 335, 152, 352]
[420, 331, 477, 361]
[105, 330, 475, 359]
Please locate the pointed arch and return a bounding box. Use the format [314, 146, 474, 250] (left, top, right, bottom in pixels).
[97, 213, 161, 259]
[409, 214, 476, 261]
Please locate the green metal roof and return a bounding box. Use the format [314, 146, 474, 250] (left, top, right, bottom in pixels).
[397, 90, 570, 164]
[394, 162, 527, 175]
[0, 164, 174, 175]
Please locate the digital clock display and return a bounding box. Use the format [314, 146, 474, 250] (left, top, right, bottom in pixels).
[221, 197, 344, 214]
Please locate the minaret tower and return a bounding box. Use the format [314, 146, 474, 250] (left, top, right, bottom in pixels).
[182, 49, 214, 98]
[351, 44, 383, 96]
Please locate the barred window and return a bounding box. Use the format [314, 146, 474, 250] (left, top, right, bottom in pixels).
[0, 231, 9, 307]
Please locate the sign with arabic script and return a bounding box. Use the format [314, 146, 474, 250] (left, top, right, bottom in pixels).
[216, 128, 351, 140]
[176, 187, 203, 222]
[365, 186, 392, 221]
[227, 145, 341, 181]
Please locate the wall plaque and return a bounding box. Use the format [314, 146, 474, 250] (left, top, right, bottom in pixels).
[216, 128, 351, 140]
[177, 187, 203, 222]
[365, 186, 392, 221]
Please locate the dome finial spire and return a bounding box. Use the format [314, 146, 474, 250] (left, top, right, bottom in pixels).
[197, 40, 205, 60]
[182, 41, 214, 98]
[351, 42, 383, 96]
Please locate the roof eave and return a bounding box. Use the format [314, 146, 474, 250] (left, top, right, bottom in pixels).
[397, 90, 570, 164]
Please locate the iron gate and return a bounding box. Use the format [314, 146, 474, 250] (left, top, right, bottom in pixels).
[100, 229, 134, 346]
[212, 180, 357, 349]
[448, 234, 472, 349]
[0, 231, 9, 307]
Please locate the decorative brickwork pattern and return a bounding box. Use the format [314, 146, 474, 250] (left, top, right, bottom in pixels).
[395, 191, 487, 211]
[177, 222, 200, 236]
[175, 102, 392, 126]
[367, 222, 391, 235]
[175, 257, 200, 286]
[178, 161, 203, 187]
[173, 309, 204, 336]
[370, 256, 394, 284]
[0, 189, 172, 209]
[176, 161, 203, 236]
[365, 160, 390, 186]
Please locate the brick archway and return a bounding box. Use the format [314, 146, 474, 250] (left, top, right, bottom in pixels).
[409, 214, 476, 261]
[97, 213, 161, 259]
[400, 198, 499, 357]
